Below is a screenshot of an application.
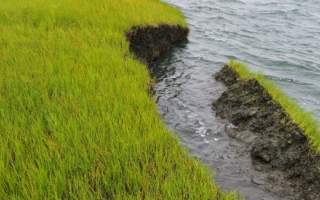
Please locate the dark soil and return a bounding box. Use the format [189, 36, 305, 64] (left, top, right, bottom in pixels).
[213, 65, 320, 200]
[126, 24, 189, 63]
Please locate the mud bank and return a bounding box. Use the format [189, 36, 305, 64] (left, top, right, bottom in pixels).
[213, 65, 320, 199]
[126, 24, 189, 63]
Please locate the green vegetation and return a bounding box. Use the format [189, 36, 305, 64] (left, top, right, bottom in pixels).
[0, 0, 239, 199]
[228, 60, 320, 152]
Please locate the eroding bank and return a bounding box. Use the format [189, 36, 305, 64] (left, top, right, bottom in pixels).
[213, 65, 320, 199]
[126, 24, 189, 63]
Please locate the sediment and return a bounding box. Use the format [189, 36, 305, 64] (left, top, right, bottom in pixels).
[126, 24, 189, 63]
[213, 65, 320, 200]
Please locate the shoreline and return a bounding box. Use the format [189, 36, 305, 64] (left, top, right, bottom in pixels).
[126, 24, 242, 199]
[1, 0, 239, 198]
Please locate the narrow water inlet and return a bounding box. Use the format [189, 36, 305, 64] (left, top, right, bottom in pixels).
[150, 42, 300, 200]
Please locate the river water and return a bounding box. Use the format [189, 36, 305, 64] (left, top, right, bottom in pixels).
[150, 0, 320, 199]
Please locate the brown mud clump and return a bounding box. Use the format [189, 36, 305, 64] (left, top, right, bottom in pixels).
[126, 24, 189, 63]
[213, 65, 320, 200]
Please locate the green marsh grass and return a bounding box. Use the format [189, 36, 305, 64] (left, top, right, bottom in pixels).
[228, 60, 320, 152]
[0, 0, 239, 199]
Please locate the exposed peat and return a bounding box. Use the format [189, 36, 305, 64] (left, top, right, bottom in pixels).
[126, 24, 189, 63]
[213, 65, 320, 200]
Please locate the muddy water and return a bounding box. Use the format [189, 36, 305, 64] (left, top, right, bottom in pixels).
[150, 0, 320, 199]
